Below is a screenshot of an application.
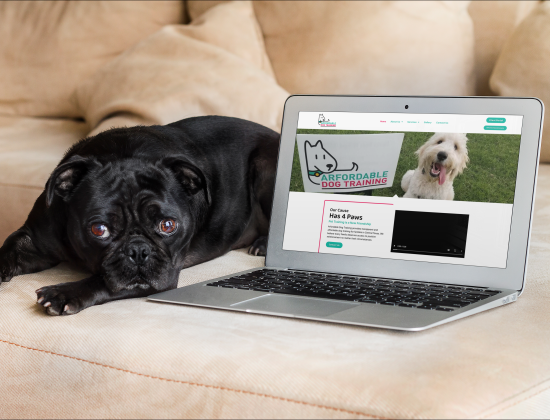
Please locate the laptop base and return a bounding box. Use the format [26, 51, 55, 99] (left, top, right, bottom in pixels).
[148, 267, 517, 331]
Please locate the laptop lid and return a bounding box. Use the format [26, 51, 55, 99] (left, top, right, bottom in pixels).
[266, 96, 544, 292]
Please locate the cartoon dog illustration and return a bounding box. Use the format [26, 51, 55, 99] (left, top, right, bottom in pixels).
[401, 132, 469, 200]
[318, 114, 328, 124]
[304, 140, 358, 185]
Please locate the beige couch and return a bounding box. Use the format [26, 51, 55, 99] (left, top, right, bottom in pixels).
[1, 1, 549, 418]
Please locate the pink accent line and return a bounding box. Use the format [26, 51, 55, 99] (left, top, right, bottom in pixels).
[317, 199, 394, 253]
[324, 200, 394, 205]
[318, 201, 327, 252]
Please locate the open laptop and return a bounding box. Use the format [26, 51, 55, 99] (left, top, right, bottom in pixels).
[149, 95, 544, 331]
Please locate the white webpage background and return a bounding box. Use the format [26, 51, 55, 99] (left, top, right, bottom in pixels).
[282, 192, 512, 269]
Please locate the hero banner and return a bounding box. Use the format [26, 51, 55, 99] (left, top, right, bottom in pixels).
[291, 130, 520, 205]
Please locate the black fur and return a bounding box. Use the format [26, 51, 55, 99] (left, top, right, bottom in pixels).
[0, 116, 279, 315]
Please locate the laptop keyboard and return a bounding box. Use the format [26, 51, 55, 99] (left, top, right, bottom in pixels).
[206, 269, 502, 311]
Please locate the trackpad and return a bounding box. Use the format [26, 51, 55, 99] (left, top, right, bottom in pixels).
[231, 294, 358, 318]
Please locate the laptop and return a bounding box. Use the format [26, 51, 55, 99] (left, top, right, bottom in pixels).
[149, 95, 544, 331]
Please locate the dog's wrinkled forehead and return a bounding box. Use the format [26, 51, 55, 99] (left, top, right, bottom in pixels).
[71, 159, 183, 218]
[96, 160, 168, 198]
[47, 152, 208, 220]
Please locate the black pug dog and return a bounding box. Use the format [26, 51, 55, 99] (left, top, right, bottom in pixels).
[0, 116, 279, 316]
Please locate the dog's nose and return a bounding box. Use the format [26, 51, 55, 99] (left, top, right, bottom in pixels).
[437, 151, 447, 161]
[326, 164, 333, 170]
[126, 242, 151, 265]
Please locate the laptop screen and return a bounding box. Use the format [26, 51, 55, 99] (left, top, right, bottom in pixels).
[282, 111, 523, 269]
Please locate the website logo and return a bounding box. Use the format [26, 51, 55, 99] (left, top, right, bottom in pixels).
[318, 114, 336, 127]
[304, 140, 359, 186]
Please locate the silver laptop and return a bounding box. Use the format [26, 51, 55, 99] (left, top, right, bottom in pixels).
[149, 95, 544, 331]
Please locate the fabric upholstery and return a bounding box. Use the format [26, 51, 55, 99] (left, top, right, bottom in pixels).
[0, 2, 549, 417]
[1, 165, 550, 418]
[75, 1, 287, 136]
[468, 1, 539, 96]
[0, 116, 89, 242]
[490, 2, 550, 162]
[0, 1, 183, 118]
[189, 1, 476, 97]
[482, 383, 550, 419]
[187, 0, 226, 18]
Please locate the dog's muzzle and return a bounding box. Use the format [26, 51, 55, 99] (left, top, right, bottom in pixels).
[124, 240, 151, 265]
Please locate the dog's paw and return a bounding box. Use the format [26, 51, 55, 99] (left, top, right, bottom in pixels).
[248, 236, 268, 256]
[36, 282, 88, 316]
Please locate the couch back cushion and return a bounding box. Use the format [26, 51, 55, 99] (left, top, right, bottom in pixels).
[468, 1, 539, 96]
[189, 1, 475, 96]
[490, 2, 550, 162]
[0, 1, 183, 118]
[75, 1, 287, 136]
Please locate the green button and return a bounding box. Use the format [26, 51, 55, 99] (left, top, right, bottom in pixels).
[326, 242, 343, 248]
[484, 125, 507, 131]
[487, 117, 506, 123]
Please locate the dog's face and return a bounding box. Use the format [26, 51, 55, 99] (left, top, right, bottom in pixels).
[305, 140, 337, 173]
[416, 133, 469, 185]
[45, 155, 209, 293]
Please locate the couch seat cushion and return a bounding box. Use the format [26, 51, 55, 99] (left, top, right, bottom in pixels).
[1, 165, 550, 418]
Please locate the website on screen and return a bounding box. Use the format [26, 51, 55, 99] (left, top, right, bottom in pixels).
[282, 111, 523, 269]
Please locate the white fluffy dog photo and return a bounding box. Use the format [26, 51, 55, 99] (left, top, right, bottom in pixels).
[401, 132, 469, 200]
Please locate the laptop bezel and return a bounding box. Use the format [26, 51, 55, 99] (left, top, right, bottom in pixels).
[266, 95, 544, 292]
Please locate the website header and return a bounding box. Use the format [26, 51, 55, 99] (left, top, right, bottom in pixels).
[298, 112, 523, 135]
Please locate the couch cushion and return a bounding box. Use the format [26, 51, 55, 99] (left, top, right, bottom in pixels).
[189, 1, 476, 97]
[75, 1, 287, 136]
[0, 116, 89, 242]
[468, 1, 538, 96]
[490, 2, 550, 162]
[0, 1, 183, 118]
[1, 165, 550, 418]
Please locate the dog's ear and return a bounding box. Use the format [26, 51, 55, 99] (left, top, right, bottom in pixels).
[458, 136, 470, 175]
[455, 148, 470, 177]
[415, 141, 428, 157]
[162, 157, 211, 205]
[305, 141, 312, 149]
[314, 140, 322, 147]
[45, 155, 99, 207]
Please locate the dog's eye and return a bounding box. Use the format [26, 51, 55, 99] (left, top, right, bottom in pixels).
[454, 144, 458, 150]
[159, 219, 177, 235]
[91, 223, 110, 238]
[437, 140, 443, 144]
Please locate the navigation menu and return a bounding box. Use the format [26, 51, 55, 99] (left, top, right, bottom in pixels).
[298, 112, 523, 135]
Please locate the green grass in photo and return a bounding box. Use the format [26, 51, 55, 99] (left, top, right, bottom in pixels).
[290, 129, 520, 204]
